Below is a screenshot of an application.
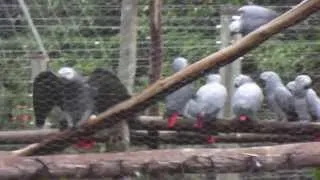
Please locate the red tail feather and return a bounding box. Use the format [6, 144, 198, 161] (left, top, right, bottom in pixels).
[73, 139, 96, 149]
[207, 136, 216, 144]
[168, 112, 179, 128]
[194, 117, 204, 129]
[239, 115, 249, 121]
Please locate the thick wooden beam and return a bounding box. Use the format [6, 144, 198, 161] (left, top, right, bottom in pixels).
[3, 142, 320, 179]
[13, 0, 320, 156]
[132, 131, 314, 145]
[132, 116, 320, 137]
[0, 128, 313, 145]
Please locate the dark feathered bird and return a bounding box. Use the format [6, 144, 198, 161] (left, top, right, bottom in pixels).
[33, 67, 130, 149]
[165, 57, 194, 128]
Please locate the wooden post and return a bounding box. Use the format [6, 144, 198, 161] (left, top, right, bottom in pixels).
[105, 0, 138, 154]
[217, 6, 242, 180]
[147, 0, 163, 150]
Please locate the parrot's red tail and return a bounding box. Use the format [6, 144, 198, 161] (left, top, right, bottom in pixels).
[167, 112, 179, 128]
[239, 115, 249, 122]
[73, 139, 96, 149]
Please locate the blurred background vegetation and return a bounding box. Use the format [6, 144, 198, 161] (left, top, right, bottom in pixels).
[0, 0, 318, 129]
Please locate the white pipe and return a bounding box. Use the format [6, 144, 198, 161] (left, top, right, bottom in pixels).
[17, 0, 49, 63]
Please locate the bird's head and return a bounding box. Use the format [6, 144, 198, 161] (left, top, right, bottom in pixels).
[58, 67, 77, 80]
[286, 81, 296, 94]
[229, 16, 242, 34]
[206, 74, 221, 84]
[259, 71, 281, 86]
[172, 57, 188, 72]
[295, 75, 312, 91]
[234, 74, 252, 88]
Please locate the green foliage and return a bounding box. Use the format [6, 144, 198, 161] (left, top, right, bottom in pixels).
[312, 168, 320, 180]
[253, 39, 320, 82]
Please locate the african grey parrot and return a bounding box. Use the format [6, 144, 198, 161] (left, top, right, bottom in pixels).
[183, 74, 227, 143]
[183, 74, 227, 128]
[306, 88, 320, 121]
[232, 74, 264, 121]
[33, 67, 130, 149]
[259, 71, 297, 121]
[165, 57, 194, 128]
[286, 75, 318, 121]
[229, 5, 278, 35]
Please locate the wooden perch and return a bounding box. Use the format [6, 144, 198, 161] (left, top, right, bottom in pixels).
[0, 128, 313, 145]
[3, 142, 320, 179]
[13, 0, 320, 156]
[132, 131, 314, 145]
[132, 116, 320, 137]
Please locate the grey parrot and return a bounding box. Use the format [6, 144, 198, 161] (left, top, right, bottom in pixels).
[287, 75, 319, 121]
[183, 74, 227, 128]
[165, 57, 194, 128]
[183, 74, 227, 143]
[306, 88, 320, 121]
[259, 71, 297, 121]
[232, 74, 264, 121]
[229, 5, 278, 35]
[33, 67, 130, 149]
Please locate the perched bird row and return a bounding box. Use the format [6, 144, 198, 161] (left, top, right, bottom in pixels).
[165, 57, 320, 132]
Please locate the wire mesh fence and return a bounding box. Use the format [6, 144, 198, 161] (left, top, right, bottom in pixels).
[0, 0, 318, 179]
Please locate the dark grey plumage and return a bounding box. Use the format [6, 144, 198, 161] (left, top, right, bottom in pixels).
[33, 67, 130, 130]
[165, 57, 194, 128]
[229, 5, 278, 35]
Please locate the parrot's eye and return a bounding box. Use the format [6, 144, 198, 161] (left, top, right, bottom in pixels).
[304, 85, 310, 90]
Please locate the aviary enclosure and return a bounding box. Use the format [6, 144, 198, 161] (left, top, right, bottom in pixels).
[0, 0, 318, 179]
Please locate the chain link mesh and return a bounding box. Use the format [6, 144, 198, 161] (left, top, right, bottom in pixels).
[0, 0, 318, 179]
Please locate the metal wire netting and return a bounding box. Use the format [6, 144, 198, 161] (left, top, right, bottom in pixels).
[0, 0, 318, 179]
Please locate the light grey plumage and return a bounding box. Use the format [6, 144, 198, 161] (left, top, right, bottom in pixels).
[232, 74, 263, 121]
[306, 89, 320, 121]
[165, 57, 194, 128]
[229, 5, 278, 35]
[260, 71, 297, 121]
[183, 74, 227, 128]
[287, 75, 317, 121]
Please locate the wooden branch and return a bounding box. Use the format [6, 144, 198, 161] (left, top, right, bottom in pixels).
[13, 0, 320, 156]
[132, 116, 320, 137]
[0, 128, 313, 145]
[132, 131, 314, 145]
[4, 142, 320, 179]
[146, 0, 164, 149]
